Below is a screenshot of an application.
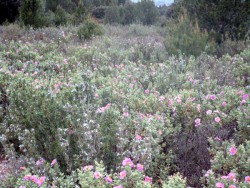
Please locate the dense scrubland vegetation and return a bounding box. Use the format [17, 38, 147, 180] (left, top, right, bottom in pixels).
[0, 0, 249, 187]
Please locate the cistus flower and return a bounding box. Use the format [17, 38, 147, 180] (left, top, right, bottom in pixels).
[229, 147, 237, 155]
[144, 176, 152, 183]
[113, 185, 123, 188]
[227, 172, 236, 180]
[19, 186, 26, 188]
[206, 110, 212, 115]
[35, 158, 45, 166]
[105, 176, 113, 183]
[242, 94, 249, 100]
[222, 101, 227, 107]
[245, 176, 250, 183]
[136, 163, 144, 172]
[135, 134, 142, 141]
[35, 176, 46, 186]
[120, 170, 127, 179]
[51, 159, 57, 166]
[195, 118, 201, 127]
[228, 185, 236, 188]
[20, 166, 26, 170]
[123, 112, 129, 117]
[122, 157, 134, 167]
[23, 174, 32, 181]
[94, 171, 102, 179]
[83, 165, 94, 172]
[210, 95, 216, 100]
[215, 117, 221, 123]
[30, 175, 38, 183]
[215, 182, 224, 188]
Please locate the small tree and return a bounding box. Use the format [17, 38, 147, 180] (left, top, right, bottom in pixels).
[20, 0, 46, 28]
[54, 5, 68, 26]
[137, 0, 158, 25]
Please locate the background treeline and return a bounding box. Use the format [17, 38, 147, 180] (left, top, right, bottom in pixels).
[0, 0, 249, 56]
[0, 0, 159, 26]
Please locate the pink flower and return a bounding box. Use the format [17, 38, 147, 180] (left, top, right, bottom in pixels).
[240, 100, 246, 105]
[222, 102, 227, 107]
[227, 172, 236, 180]
[215, 117, 221, 123]
[51, 159, 57, 166]
[168, 99, 173, 108]
[221, 176, 228, 179]
[123, 112, 129, 117]
[19, 186, 26, 188]
[120, 170, 127, 179]
[214, 137, 221, 141]
[105, 176, 113, 183]
[35, 176, 46, 186]
[122, 158, 134, 167]
[144, 176, 152, 183]
[20, 166, 26, 170]
[30, 175, 38, 183]
[205, 170, 212, 177]
[94, 171, 102, 179]
[96, 103, 111, 113]
[114, 185, 123, 188]
[136, 164, 144, 172]
[228, 185, 236, 188]
[23, 174, 32, 181]
[206, 110, 212, 115]
[237, 90, 244, 95]
[229, 147, 237, 155]
[145, 89, 150, 94]
[159, 96, 165, 102]
[245, 176, 250, 183]
[36, 158, 45, 166]
[195, 118, 201, 127]
[135, 134, 142, 141]
[83, 165, 94, 172]
[242, 94, 249, 100]
[215, 182, 224, 188]
[210, 95, 216, 100]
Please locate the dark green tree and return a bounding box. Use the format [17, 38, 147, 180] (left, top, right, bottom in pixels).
[105, 5, 121, 24]
[20, 0, 46, 28]
[176, 0, 250, 42]
[137, 0, 159, 25]
[54, 5, 68, 26]
[0, 0, 21, 24]
[121, 1, 138, 24]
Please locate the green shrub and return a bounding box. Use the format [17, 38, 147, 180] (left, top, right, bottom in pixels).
[164, 13, 216, 57]
[77, 20, 103, 41]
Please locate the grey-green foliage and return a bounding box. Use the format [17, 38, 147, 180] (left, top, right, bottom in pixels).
[163, 173, 187, 188]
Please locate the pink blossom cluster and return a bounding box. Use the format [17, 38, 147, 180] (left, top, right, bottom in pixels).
[23, 174, 46, 186]
[96, 103, 111, 113]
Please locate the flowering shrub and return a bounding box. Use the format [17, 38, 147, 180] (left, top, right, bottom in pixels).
[0, 24, 249, 187]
